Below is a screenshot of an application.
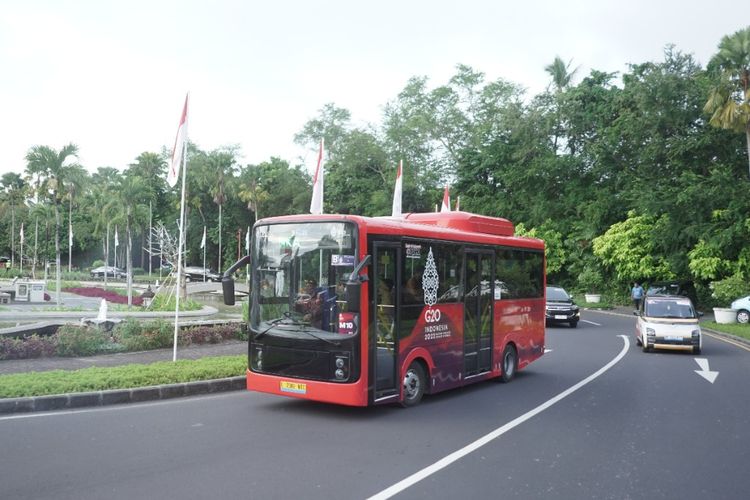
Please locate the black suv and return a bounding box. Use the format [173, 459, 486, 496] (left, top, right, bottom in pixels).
[546, 285, 580, 328]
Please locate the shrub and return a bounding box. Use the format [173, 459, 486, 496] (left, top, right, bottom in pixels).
[0, 334, 57, 360]
[115, 319, 173, 351]
[710, 273, 750, 307]
[64, 287, 144, 306]
[91, 260, 105, 268]
[55, 325, 111, 357]
[180, 324, 240, 346]
[149, 293, 201, 311]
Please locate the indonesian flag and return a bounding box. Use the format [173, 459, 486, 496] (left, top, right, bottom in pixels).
[391, 160, 403, 217]
[440, 185, 451, 212]
[310, 138, 324, 215]
[200, 226, 206, 249]
[167, 94, 189, 188]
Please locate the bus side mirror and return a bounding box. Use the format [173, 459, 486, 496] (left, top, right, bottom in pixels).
[222, 254, 252, 306]
[345, 255, 371, 313]
[222, 277, 236, 306]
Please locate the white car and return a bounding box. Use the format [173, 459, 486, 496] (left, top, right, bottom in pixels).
[635, 295, 702, 354]
[730, 295, 750, 324]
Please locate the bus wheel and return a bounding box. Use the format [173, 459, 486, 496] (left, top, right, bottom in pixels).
[500, 344, 517, 383]
[401, 363, 425, 407]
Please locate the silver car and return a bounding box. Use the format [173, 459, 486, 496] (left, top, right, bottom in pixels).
[635, 295, 702, 354]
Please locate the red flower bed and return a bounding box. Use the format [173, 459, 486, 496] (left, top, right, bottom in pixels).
[64, 287, 144, 306]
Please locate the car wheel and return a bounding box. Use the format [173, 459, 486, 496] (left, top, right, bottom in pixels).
[642, 339, 650, 352]
[500, 344, 518, 383]
[569, 320, 578, 328]
[401, 362, 426, 407]
[737, 309, 750, 324]
[693, 346, 701, 355]
[635, 335, 642, 346]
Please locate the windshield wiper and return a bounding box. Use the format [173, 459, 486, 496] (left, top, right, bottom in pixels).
[254, 312, 298, 340]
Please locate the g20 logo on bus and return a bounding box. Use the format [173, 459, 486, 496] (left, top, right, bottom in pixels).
[424, 308, 442, 323]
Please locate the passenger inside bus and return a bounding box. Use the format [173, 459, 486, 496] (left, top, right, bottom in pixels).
[296, 279, 323, 325]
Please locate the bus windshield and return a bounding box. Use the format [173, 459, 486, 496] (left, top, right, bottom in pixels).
[251, 222, 357, 334]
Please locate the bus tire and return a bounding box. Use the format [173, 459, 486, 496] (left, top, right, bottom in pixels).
[401, 362, 426, 407]
[500, 344, 518, 383]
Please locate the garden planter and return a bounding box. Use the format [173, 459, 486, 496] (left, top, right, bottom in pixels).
[713, 307, 738, 324]
[585, 294, 601, 303]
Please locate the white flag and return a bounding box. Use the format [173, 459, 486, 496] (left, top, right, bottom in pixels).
[114, 226, 119, 247]
[391, 160, 403, 217]
[69, 225, 73, 246]
[20, 223, 24, 244]
[200, 226, 206, 249]
[245, 226, 250, 252]
[440, 185, 451, 212]
[309, 138, 324, 215]
[167, 94, 189, 188]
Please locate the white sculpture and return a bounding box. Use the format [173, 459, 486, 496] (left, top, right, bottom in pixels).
[96, 298, 108, 321]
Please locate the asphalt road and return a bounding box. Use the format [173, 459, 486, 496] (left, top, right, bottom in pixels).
[1, 311, 748, 499]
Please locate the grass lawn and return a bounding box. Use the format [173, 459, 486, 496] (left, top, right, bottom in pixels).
[703, 322, 750, 342]
[0, 355, 247, 398]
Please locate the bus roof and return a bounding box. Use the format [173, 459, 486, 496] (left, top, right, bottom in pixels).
[255, 211, 544, 250]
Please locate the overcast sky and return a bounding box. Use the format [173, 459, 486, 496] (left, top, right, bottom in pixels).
[0, 0, 746, 178]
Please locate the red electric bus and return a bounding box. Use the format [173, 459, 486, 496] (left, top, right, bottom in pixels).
[222, 211, 545, 407]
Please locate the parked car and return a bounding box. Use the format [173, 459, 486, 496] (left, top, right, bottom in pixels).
[730, 295, 750, 324]
[635, 295, 702, 354]
[183, 266, 221, 282]
[545, 285, 580, 328]
[90, 265, 127, 279]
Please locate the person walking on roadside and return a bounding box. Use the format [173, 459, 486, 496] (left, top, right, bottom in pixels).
[631, 282, 644, 311]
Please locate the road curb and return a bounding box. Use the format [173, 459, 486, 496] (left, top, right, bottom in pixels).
[0, 376, 246, 415]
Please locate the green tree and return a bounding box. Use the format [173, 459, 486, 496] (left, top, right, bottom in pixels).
[112, 175, 150, 307]
[704, 26, 750, 178]
[592, 211, 674, 283]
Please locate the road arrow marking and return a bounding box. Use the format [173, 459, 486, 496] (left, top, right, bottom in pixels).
[694, 358, 719, 384]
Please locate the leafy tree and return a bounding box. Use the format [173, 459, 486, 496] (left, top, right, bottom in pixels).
[704, 26, 750, 178]
[592, 211, 674, 283]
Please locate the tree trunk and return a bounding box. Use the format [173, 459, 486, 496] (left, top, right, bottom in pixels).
[54, 202, 61, 307]
[126, 215, 133, 309]
[745, 126, 750, 180]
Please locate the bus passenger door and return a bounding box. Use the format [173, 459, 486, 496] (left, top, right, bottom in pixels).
[464, 250, 493, 377]
[372, 243, 399, 400]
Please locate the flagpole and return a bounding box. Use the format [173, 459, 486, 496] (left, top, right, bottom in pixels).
[202, 226, 206, 283]
[173, 139, 188, 362]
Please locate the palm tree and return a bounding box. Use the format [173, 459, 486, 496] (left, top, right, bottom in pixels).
[113, 175, 150, 308]
[28, 202, 55, 279]
[238, 166, 270, 222]
[207, 150, 236, 272]
[25, 143, 80, 306]
[62, 165, 88, 272]
[704, 27, 750, 178]
[0, 173, 27, 269]
[544, 56, 579, 153]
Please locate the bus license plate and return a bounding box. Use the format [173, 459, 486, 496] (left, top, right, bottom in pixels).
[280, 381, 307, 394]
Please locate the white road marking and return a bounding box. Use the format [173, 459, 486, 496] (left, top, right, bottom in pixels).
[694, 358, 719, 384]
[368, 335, 631, 500]
[581, 319, 601, 326]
